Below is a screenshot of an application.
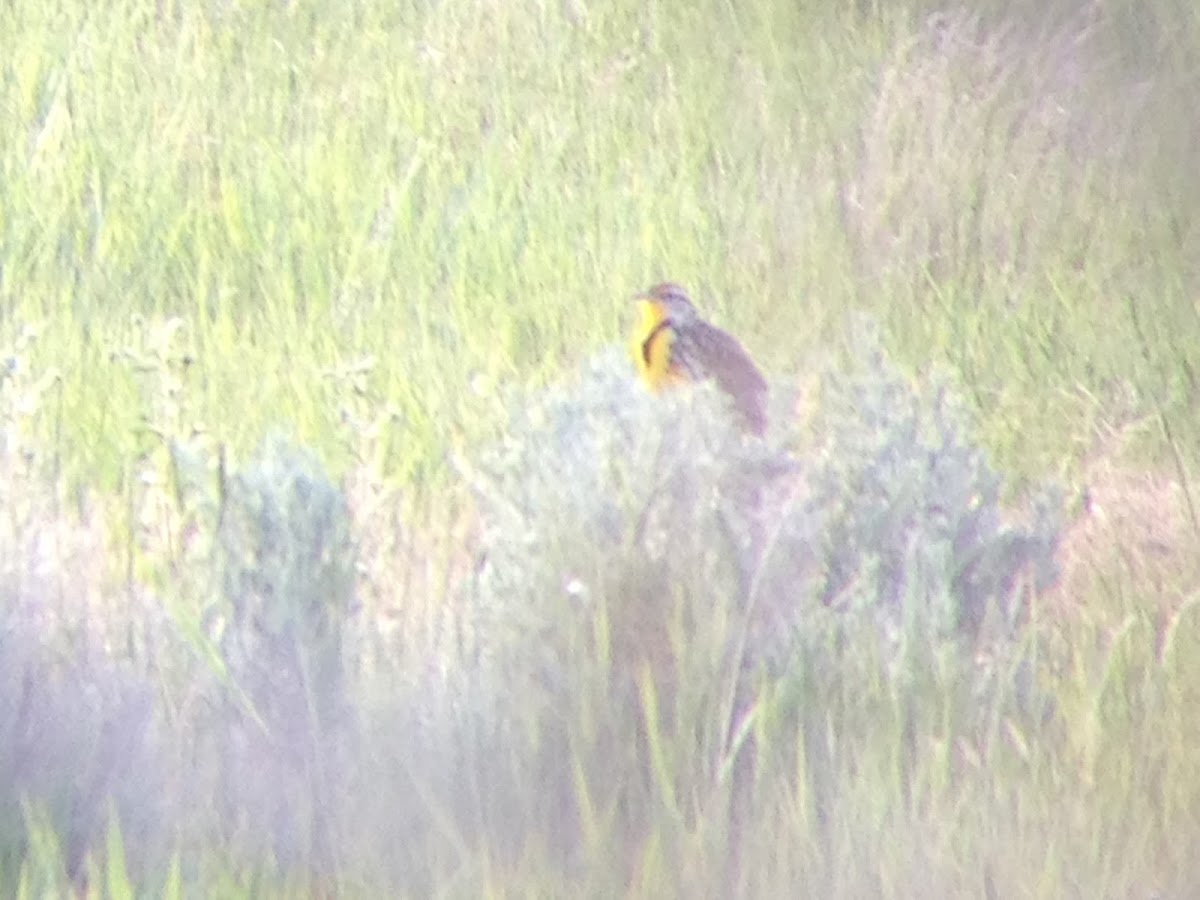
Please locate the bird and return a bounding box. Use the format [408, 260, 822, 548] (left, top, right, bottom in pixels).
[630, 282, 769, 436]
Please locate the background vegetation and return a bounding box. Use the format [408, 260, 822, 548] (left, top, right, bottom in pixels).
[1, 0, 1198, 895]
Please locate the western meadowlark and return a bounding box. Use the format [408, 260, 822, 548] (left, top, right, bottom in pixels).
[631, 282, 769, 436]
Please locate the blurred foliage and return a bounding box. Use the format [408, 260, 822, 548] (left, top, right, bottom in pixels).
[0, 0, 1197, 893]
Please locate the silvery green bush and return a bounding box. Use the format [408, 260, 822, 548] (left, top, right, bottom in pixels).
[458, 331, 1059, 721]
[205, 435, 356, 873]
[807, 323, 1061, 641]
[416, 329, 1061, 869]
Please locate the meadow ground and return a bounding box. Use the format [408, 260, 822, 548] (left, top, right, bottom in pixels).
[1, 0, 1199, 896]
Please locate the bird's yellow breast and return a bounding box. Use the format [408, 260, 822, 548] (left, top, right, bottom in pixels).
[632, 299, 685, 391]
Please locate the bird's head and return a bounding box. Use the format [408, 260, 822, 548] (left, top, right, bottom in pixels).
[634, 281, 699, 330]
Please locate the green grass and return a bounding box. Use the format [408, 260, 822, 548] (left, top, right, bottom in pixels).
[1, 0, 1199, 895]
[3, 0, 1191, 486]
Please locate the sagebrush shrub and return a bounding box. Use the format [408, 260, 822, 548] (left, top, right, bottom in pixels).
[807, 321, 1061, 640]
[413, 330, 1062, 870]
[206, 435, 356, 872]
[215, 434, 355, 733]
